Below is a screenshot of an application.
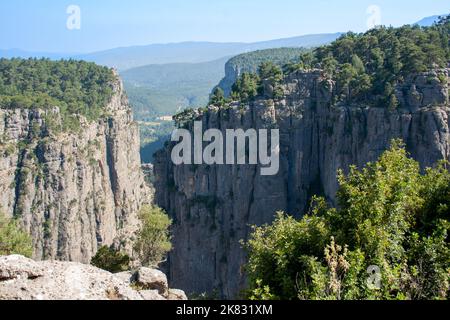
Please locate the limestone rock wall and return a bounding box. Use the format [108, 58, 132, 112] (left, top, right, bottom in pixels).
[154, 68, 450, 298]
[0, 77, 149, 263]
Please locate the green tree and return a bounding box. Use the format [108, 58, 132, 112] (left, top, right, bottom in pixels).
[90, 246, 131, 273]
[351, 54, 365, 74]
[245, 140, 450, 300]
[299, 52, 315, 69]
[133, 205, 172, 267]
[0, 210, 33, 257]
[231, 73, 260, 103]
[210, 87, 226, 106]
[0, 58, 115, 132]
[258, 62, 283, 82]
[321, 56, 339, 77]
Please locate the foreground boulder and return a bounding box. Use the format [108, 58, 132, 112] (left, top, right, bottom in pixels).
[0, 255, 186, 300]
[135, 268, 169, 296]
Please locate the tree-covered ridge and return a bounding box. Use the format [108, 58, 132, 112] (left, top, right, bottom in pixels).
[0, 58, 116, 123]
[227, 16, 450, 108]
[226, 48, 309, 75]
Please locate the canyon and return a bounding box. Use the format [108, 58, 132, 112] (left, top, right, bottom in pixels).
[154, 68, 450, 298]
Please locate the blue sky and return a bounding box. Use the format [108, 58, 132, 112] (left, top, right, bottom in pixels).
[1, 0, 448, 53]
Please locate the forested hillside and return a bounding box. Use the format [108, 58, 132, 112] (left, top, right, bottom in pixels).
[121, 57, 229, 120]
[0, 59, 115, 131]
[215, 48, 309, 96]
[224, 16, 450, 109]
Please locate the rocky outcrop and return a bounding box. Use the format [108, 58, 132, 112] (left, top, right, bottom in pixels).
[0, 76, 149, 263]
[154, 68, 450, 298]
[0, 255, 186, 300]
[135, 267, 169, 296]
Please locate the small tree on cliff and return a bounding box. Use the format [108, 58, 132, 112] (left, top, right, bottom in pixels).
[210, 87, 226, 106]
[0, 210, 33, 257]
[133, 205, 172, 267]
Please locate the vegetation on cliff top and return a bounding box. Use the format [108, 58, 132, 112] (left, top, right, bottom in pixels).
[225, 48, 310, 76]
[0, 58, 116, 128]
[245, 140, 450, 300]
[223, 15, 450, 108]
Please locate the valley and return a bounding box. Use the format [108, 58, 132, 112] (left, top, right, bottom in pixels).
[0, 7, 449, 302]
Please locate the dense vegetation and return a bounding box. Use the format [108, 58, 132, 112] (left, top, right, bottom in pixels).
[228, 16, 450, 108]
[90, 205, 172, 271]
[226, 48, 310, 75]
[313, 15, 449, 107]
[245, 141, 450, 300]
[133, 205, 172, 267]
[215, 48, 310, 96]
[0, 210, 33, 257]
[90, 246, 131, 273]
[0, 58, 116, 130]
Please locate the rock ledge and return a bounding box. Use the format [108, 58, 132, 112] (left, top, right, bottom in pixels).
[0, 255, 187, 300]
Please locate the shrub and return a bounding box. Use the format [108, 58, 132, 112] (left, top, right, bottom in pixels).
[90, 246, 130, 273]
[133, 205, 172, 267]
[0, 210, 33, 257]
[245, 140, 450, 300]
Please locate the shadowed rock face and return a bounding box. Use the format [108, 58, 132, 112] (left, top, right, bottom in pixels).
[0, 77, 150, 263]
[154, 68, 450, 299]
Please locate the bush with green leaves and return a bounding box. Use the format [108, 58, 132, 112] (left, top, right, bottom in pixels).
[0, 210, 33, 257]
[245, 140, 450, 300]
[133, 205, 172, 267]
[210, 87, 226, 106]
[90, 246, 131, 273]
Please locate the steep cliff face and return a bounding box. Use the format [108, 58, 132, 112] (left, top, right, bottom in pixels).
[154, 68, 450, 298]
[215, 59, 244, 97]
[0, 77, 149, 263]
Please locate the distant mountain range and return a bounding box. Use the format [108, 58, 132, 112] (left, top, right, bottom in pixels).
[121, 56, 230, 120]
[0, 33, 342, 71]
[414, 14, 446, 27]
[1, 13, 447, 70]
[0, 49, 76, 60]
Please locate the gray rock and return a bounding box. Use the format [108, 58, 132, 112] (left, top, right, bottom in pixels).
[168, 289, 188, 300]
[0, 76, 150, 263]
[0, 255, 144, 300]
[139, 290, 166, 300]
[0, 255, 44, 280]
[114, 271, 135, 285]
[0, 255, 188, 301]
[135, 267, 168, 297]
[154, 68, 450, 298]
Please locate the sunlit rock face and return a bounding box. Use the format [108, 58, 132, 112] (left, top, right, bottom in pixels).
[0, 77, 150, 263]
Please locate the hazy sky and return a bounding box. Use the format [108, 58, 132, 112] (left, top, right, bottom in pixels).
[1, 0, 448, 53]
